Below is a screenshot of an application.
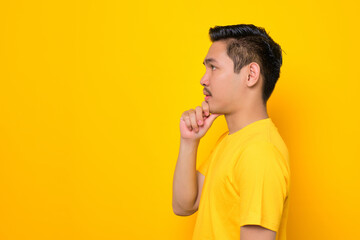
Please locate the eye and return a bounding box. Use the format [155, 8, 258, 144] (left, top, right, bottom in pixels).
[211, 65, 216, 70]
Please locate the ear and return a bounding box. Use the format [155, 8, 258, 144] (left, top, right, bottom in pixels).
[246, 62, 261, 87]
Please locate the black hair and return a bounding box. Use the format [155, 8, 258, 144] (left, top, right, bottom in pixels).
[209, 24, 283, 105]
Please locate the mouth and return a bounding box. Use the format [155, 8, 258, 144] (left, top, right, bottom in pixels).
[203, 90, 212, 96]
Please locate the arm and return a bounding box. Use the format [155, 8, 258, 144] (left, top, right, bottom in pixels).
[172, 138, 200, 216]
[173, 101, 221, 216]
[236, 141, 287, 239]
[240, 225, 276, 240]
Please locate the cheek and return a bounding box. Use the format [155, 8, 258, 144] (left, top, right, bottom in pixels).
[230, 74, 244, 93]
[214, 72, 238, 97]
[224, 82, 241, 102]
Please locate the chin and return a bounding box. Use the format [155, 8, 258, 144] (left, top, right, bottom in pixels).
[209, 108, 220, 115]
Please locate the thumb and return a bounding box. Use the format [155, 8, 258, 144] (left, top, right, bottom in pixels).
[204, 113, 222, 124]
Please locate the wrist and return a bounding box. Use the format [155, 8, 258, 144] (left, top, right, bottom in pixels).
[180, 137, 200, 146]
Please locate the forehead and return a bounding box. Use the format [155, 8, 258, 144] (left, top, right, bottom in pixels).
[203, 40, 231, 65]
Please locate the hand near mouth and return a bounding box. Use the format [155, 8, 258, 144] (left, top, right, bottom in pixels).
[180, 101, 222, 141]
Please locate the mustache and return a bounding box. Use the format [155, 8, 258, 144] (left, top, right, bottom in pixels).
[204, 88, 212, 96]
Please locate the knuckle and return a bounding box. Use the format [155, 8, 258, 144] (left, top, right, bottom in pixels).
[191, 119, 198, 128]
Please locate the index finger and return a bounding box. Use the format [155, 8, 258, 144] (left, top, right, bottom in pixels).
[201, 101, 210, 117]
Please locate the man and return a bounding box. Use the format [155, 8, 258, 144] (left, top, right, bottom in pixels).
[172, 24, 290, 240]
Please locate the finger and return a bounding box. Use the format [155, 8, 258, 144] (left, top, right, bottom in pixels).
[195, 106, 203, 126]
[182, 112, 193, 130]
[202, 101, 210, 117]
[189, 110, 199, 132]
[207, 113, 222, 124]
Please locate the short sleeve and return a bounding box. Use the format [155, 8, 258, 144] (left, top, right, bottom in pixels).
[197, 131, 228, 176]
[233, 141, 287, 232]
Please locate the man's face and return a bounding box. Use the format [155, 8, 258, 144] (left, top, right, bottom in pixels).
[200, 40, 247, 114]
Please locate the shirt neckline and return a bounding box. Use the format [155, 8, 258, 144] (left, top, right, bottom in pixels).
[225, 117, 272, 138]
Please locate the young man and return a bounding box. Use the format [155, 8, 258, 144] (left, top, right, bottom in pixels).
[172, 24, 290, 240]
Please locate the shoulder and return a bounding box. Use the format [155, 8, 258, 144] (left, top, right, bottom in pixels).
[233, 140, 287, 187]
[242, 140, 280, 159]
[235, 140, 284, 171]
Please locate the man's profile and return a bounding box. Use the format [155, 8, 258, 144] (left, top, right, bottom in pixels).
[172, 24, 290, 240]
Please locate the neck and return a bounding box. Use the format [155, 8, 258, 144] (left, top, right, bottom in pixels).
[224, 102, 269, 135]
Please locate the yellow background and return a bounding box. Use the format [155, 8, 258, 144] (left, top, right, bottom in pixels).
[0, 0, 359, 239]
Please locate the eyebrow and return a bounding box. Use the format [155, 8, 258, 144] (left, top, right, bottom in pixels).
[203, 58, 219, 66]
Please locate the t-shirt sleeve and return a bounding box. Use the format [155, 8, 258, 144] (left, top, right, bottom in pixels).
[233, 140, 287, 232]
[197, 131, 228, 176]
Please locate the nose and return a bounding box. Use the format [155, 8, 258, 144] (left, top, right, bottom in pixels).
[200, 73, 210, 86]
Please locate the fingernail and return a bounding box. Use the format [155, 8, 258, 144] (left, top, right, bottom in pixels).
[198, 120, 202, 125]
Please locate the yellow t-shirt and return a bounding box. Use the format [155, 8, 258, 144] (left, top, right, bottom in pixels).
[193, 117, 291, 240]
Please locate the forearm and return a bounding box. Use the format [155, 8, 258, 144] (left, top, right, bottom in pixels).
[172, 138, 200, 214]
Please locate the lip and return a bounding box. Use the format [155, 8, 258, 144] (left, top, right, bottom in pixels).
[205, 95, 211, 101]
[203, 90, 211, 96]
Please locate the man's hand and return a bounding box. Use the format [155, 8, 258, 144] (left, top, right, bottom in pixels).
[180, 101, 222, 141]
